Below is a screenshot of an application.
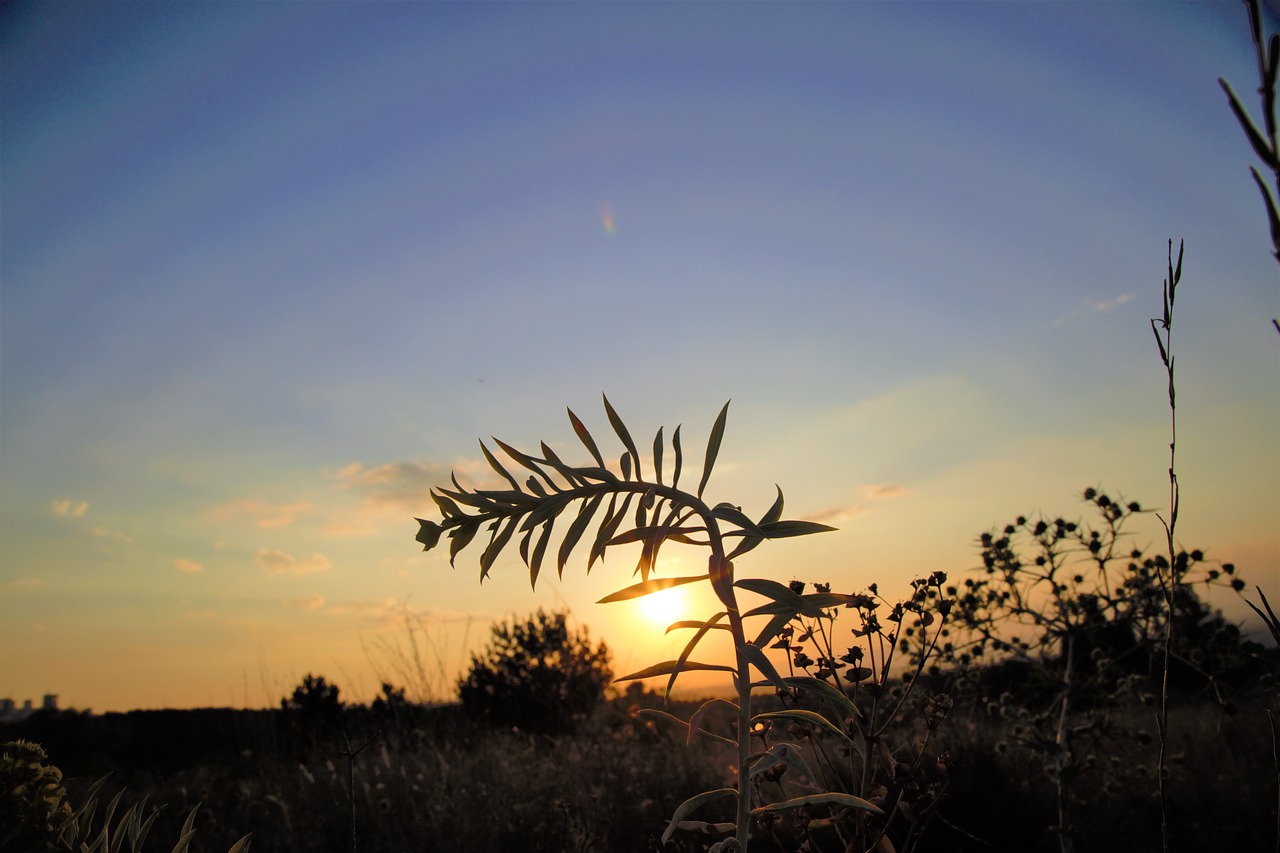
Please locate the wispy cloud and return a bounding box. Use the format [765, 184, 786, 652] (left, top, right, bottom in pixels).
[283, 593, 326, 611]
[325, 459, 476, 537]
[255, 548, 331, 577]
[866, 484, 908, 500]
[91, 526, 133, 544]
[336, 461, 452, 510]
[1054, 292, 1135, 325]
[50, 499, 89, 518]
[809, 483, 908, 524]
[808, 504, 863, 525]
[173, 557, 204, 574]
[210, 499, 313, 529]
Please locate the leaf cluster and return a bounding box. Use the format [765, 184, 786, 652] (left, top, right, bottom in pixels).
[414, 396, 833, 596]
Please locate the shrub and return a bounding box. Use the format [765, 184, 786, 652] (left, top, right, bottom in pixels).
[1, 739, 73, 850]
[280, 673, 344, 724]
[458, 609, 612, 733]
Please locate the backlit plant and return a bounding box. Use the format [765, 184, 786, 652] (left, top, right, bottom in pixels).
[414, 398, 953, 852]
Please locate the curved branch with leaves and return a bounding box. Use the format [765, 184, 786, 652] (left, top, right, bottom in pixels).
[414, 397, 899, 852]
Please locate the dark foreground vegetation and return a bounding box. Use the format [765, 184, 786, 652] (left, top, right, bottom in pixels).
[3, 597, 1277, 853]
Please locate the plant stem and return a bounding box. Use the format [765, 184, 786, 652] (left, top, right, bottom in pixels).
[1054, 634, 1076, 853]
[1151, 238, 1183, 853]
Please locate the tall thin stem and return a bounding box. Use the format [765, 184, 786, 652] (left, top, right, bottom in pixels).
[1150, 239, 1183, 853]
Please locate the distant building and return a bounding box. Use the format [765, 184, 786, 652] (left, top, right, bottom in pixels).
[0, 694, 58, 722]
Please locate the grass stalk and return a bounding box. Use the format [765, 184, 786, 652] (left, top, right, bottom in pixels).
[1150, 238, 1183, 853]
[339, 730, 378, 853]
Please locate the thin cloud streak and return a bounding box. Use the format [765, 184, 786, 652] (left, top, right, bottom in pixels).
[255, 549, 331, 577]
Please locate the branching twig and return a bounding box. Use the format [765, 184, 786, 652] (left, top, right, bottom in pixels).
[339, 730, 380, 853]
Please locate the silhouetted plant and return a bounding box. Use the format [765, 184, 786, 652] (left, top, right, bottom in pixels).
[1, 739, 73, 850]
[1, 739, 252, 853]
[281, 674, 344, 724]
[1219, 0, 1280, 330]
[415, 397, 956, 852]
[458, 608, 612, 734]
[369, 682, 409, 721]
[934, 488, 1261, 853]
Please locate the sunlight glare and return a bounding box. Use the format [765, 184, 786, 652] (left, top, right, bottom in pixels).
[639, 584, 689, 631]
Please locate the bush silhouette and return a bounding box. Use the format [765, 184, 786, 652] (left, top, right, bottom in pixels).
[281, 673, 344, 725]
[459, 609, 612, 733]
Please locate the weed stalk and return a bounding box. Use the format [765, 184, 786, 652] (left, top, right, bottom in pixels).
[1150, 238, 1183, 853]
[339, 730, 379, 853]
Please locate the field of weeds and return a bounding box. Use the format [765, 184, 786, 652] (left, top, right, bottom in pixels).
[5, 685, 1276, 852]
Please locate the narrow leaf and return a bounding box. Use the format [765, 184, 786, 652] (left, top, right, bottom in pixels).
[567, 407, 606, 467]
[652, 426, 664, 485]
[606, 525, 702, 547]
[687, 697, 740, 747]
[518, 524, 534, 566]
[742, 642, 788, 693]
[751, 741, 821, 783]
[752, 709, 855, 750]
[661, 789, 738, 845]
[597, 574, 710, 603]
[480, 440, 521, 491]
[431, 491, 462, 518]
[637, 536, 657, 581]
[1151, 321, 1169, 365]
[539, 442, 583, 488]
[558, 493, 603, 575]
[781, 676, 861, 719]
[1251, 166, 1280, 249]
[671, 424, 684, 489]
[1221, 78, 1280, 169]
[759, 520, 838, 539]
[752, 611, 794, 648]
[735, 577, 828, 619]
[697, 401, 730, 499]
[667, 619, 732, 633]
[616, 660, 736, 681]
[761, 485, 785, 525]
[751, 792, 882, 816]
[494, 437, 558, 492]
[712, 503, 764, 535]
[529, 518, 555, 589]
[668, 611, 730, 697]
[589, 493, 634, 570]
[170, 829, 198, 853]
[603, 394, 642, 480]
[449, 520, 480, 567]
[726, 534, 763, 560]
[480, 516, 518, 581]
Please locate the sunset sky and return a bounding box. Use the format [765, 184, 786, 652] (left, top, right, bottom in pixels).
[3, 2, 1277, 712]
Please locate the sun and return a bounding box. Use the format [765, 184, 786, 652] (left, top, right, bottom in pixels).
[638, 585, 690, 631]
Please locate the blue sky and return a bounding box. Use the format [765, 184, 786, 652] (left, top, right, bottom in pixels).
[3, 2, 1277, 711]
